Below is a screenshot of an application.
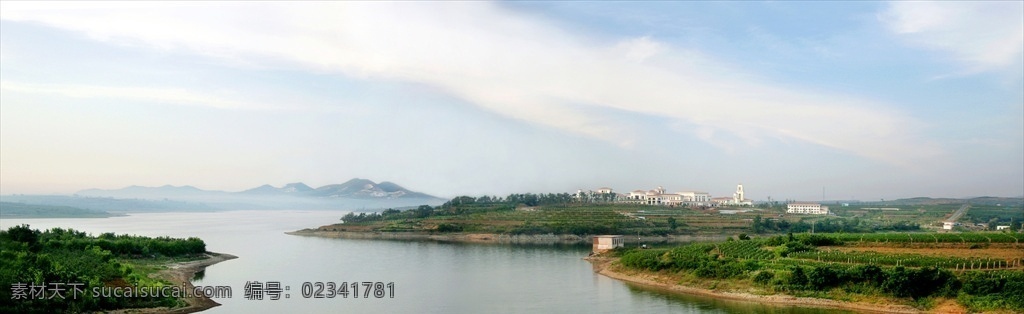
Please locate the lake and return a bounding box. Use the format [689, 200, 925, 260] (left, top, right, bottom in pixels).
[1, 211, 846, 313]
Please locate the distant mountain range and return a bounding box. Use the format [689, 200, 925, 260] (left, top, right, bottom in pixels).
[76, 178, 440, 201]
[3, 178, 451, 212]
[862, 196, 1024, 207]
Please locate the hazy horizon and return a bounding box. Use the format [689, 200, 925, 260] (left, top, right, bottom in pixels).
[3, 181, 1023, 203]
[1, 2, 1022, 201]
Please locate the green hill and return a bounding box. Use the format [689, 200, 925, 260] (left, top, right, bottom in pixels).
[0, 202, 119, 218]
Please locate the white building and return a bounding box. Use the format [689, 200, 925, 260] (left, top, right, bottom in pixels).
[643, 187, 670, 206]
[592, 235, 624, 253]
[712, 184, 753, 206]
[943, 221, 956, 230]
[786, 203, 830, 215]
[711, 197, 733, 206]
[996, 225, 1010, 231]
[678, 191, 712, 206]
[732, 184, 753, 206]
[623, 186, 711, 206]
[626, 189, 651, 203]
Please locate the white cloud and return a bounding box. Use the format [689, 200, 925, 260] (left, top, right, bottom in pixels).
[0, 81, 284, 111]
[1, 1, 942, 166]
[615, 36, 665, 62]
[879, 1, 1024, 74]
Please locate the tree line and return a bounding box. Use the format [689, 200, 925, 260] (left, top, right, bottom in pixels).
[0, 225, 207, 312]
[751, 215, 920, 234]
[617, 235, 1024, 312]
[341, 193, 584, 223]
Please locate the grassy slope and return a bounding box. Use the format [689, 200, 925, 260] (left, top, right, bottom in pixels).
[610, 234, 1024, 313]
[323, 201, 1022, 236]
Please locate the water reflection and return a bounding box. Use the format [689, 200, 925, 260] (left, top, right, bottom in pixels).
[193, 269, 206, 282]
[623, 283, 854, 314]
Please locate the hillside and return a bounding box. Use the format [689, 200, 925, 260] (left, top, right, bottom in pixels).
[0, 202, 120, 218]
[306, 193, 1023, 238]
[604, 233, 1024, 313]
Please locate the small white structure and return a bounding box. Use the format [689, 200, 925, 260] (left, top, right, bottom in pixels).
[592, 235, 624, 253]
[996, 225, 1010, 231]
[786, 203, 830, 215]
[732, 184, 753, 206]
[713, 184, 753, 206]
[943, 221, 956, 230]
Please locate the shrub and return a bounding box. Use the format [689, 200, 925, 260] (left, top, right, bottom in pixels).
[808, 265, 841, 290]
[435, 223, 463, 232]
[799, 234, 842, 246]
[753, 271, 774, 285]
[789, 266, 808, 289]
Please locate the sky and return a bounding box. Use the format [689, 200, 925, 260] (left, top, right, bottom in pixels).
[1, 1, 1022, 201]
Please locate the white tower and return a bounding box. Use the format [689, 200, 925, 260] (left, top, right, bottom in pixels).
[734, 184, 744, 204]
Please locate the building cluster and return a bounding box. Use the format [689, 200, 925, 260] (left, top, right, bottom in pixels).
[577, 184, 833, 215]
[576, 184, 753, 207]
[625, 186, 713, 206]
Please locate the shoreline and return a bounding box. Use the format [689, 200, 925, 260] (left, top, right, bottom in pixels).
[111, 252, 238, 314]
[286, 229, 729, 245]
[586, 257, 925, 314]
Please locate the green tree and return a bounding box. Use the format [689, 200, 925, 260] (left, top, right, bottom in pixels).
[753, 271, 774, 285]
[752, 215, 763, 233]
[415, 205, 434, 218]
[882, 266, 914, 298]
[6, 224, 39, 245]
[789, 266, 808, 289]
[808, 265, 840, 289]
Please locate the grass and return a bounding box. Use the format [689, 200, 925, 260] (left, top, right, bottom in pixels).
[611, 234, 1024, 313]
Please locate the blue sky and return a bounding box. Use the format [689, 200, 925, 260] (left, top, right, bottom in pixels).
[1, 1, 1021, 201]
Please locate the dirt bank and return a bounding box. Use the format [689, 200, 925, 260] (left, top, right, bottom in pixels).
[111, 252, 237, 314]
[586, 257, 926, 314]
[287, 229, 728, 245]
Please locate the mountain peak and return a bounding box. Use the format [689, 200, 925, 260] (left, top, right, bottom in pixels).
[376, 181, 405, 193]
[311, 178, 435, 199]
[240, 184, 280, 194]
[340, 178, 376, 186]
[282, 182, 314, 193]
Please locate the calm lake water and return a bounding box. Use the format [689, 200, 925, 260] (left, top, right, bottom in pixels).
[1, 211, 847, 313]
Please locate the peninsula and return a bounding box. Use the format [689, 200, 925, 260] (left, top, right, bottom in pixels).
[290, 193, 1022, 243]
[0, 225, 234, 313]
[588, 233, 1023, 313]
[291, 193, 1024, 313]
